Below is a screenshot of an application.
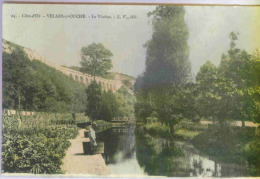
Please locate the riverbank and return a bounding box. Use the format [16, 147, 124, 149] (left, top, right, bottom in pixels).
[140, 121, 260, 176]
[141, 122, 201, 140]
[61, 129, 110, 175]
[95, 120, 112, 133]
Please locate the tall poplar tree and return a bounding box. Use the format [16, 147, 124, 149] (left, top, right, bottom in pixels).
[135, 6, 191, 133]
[143, 6, 191, 91]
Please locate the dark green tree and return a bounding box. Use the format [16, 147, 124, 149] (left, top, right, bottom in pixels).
[99, 90, 119, 121]
[80, 43, 113, 79]
[143, 6, 190, 90]
[220, 32, 258, 126]
[196, 61, 237, 126]
[86, 81, 102, 121]
[134, 6, 191, 132]
[251, 51, 260, 123]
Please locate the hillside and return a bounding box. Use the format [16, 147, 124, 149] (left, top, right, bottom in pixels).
[2, 39, 87, 113]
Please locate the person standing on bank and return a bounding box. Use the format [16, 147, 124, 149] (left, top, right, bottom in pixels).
[89, 122, 97, 154]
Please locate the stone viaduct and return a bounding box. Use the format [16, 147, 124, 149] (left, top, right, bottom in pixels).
[56, 66, 122, 92]
[2, 40, 123, 93]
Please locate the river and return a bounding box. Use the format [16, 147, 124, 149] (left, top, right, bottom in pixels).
[96, 125, 251, 177]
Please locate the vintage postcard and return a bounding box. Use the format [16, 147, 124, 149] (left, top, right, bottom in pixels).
[1, 1, 260, 178]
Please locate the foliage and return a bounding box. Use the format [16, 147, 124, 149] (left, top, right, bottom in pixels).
[196, 61, 238, 125]
[86, 81, 102, 121]
[2, 46, 87, 113]
[196, 32, 259, 126]
[175, 129, 201, 140]
[143, 122, 170, 137]
[143, 6, 190, 90]
[2, 113, 79, 174]
[135, 129, 184, 176]
[86, 82, 134, 122]
[64, 65, 116, 80]
[80, 43, 113, 78]
[99, 90, 119, 121]
[191, 126, 258, 170]
[134, 6, 191, 134]
[244, 137, 260, 175]
[115, 87, 135, 118]
[219, 32, 259, 125]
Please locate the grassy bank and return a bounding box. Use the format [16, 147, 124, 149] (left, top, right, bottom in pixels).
[142, 122, 202, 140]
[95, 120, 112, 133]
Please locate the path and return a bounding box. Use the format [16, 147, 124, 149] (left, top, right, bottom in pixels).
[61, 129, 110, 176]
[200, 121, 260, 127]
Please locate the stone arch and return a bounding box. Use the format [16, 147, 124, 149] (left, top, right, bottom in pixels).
[75, 75, 78, 81]
[70, 74, 73, 79]
[86, 78, 89, 85]
[80, 76, 83, 83]
[113, 85, 116, 91]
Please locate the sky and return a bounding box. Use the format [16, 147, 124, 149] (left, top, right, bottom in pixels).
[3, 4, 260, 77]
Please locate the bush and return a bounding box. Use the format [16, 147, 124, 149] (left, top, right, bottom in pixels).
[2, 113, 79, 174]
[144, 122, 170, 137]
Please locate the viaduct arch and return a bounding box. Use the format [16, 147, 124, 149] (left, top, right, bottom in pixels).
[57, 66, 122, 92]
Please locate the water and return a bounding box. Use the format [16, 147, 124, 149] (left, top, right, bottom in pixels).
[97, 126, 251, 177]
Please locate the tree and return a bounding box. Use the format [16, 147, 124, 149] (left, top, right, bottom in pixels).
[143, 6, 190, 90]
[220, 32, 258, 126]
[80, 43, 113, 79]
[196, 61, 219, 121]
[134, 6, 191, 133]
[115, 86, 135, 118]
[251, 51, 260, 123]
[196, 59, 244, 128]
[195, 32, 260, 128]
[2, 41, 88, 113]
[99, 90, 119, 121]
[86, 81, 102, 121]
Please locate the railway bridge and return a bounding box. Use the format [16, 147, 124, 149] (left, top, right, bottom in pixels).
[23, 45, 123, 92]
[56, 66, 122, 92]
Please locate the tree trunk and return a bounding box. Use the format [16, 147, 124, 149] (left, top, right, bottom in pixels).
[242, 119, 245, 127]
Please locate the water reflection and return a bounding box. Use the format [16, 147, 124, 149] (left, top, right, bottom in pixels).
[97, 126, 147, 175]
[97, 126, 250, 177]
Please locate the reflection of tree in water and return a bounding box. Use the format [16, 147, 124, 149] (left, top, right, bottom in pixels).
[97, 127, 136, 164]
[191, 158, 203, 176]
[135, 129, 191, 177]
[98, 127, 252, 177]
[220, 163, 251, 177]
[135, 129, 248, 177]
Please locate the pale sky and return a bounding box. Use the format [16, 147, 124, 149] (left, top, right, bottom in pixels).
[3, 4, 260, 77]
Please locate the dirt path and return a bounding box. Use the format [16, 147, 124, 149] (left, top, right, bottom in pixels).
[61, 129, 110, 176]
[200, 121, 260, 127]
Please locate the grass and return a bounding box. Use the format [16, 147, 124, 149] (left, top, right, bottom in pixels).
[143, 122, 201, 140]
[95, 120, 112, 133]
[175, 129, 201, 139]
[144, 122, 170, 137]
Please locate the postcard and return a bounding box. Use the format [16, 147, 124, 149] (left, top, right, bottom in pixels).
[1, 1, 260, 178]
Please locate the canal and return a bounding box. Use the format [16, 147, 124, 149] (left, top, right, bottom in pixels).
[97, 125, 251, 177]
